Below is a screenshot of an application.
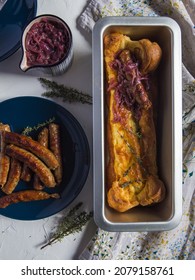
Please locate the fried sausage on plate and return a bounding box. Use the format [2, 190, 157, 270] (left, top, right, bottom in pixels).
[0, 123, 11, 187]
[0, 190, 60, 208]
[33, 127, 49, 190]
[5, 144, 56, 188]
[1, 158, 22, 194]
[49, 123, 63, 185]
[3, 131, 59, 170]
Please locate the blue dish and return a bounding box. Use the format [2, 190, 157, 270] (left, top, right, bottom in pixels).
[0, 0, 37, 62]
[0, 96, 90, 220]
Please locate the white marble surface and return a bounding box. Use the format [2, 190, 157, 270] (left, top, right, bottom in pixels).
[0, 0, 97, 260]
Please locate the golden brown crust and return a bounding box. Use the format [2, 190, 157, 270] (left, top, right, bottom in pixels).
[104, 33, 162, 75]
[137, 176, 166, 206]
[134, 39, 162, 74]
[104, 33, 165, 212]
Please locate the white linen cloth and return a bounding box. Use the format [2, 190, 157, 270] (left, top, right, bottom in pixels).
[78, 0, 195, 260]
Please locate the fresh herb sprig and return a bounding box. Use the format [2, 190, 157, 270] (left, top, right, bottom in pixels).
[41, 202, 93, 249]
[21, 117, 55, 136]
[39, 78, 92, 105]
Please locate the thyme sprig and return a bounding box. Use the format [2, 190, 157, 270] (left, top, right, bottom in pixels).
[21, 117, 55, 135]
[39, 78, 92, 105]
[41, 202, 93, 250]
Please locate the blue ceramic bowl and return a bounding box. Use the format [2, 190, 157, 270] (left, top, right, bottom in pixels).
[0, 0, 37, 62]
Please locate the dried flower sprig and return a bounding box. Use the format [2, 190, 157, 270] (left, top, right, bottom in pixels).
[39, 78, 92, 105]
[41, 202, 93, 249]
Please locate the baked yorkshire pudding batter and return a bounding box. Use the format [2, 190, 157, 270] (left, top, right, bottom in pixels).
[104, 33, 166, 212]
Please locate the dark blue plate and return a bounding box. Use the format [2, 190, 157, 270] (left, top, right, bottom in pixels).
[0, 0, 37, 62]
[0, 96, 90, 220]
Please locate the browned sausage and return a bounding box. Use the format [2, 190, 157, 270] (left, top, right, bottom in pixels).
[0, 123, 11, 134]
[20, 164, 32, 182]
[0, 154, 10, 187]
[49, 123, 63, 184]
[33, 173, 43, 190]
[38, 127, 49, 147]
[20, 136, 32, 182]
[5, 144, 56, 188]
[0, 123, 11, 187]
[1, 158, 22, 194]
[0, 190, 60, 208]
[34, 127, 49, 190]
[3, 131, 59, 170]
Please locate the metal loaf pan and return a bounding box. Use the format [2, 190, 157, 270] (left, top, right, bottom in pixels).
[92, 16, 182, 232]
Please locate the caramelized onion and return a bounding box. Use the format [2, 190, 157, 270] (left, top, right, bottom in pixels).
[108, 50, 150, 121]
[25, 18, 70, 66]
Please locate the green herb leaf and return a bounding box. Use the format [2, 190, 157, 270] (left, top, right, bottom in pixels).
[41, 202, 93, 249]
[39, 78, 92, 105]
[21, 117, 55, 136]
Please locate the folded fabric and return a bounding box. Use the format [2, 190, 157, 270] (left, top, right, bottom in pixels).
[78, 0, 195, 260]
